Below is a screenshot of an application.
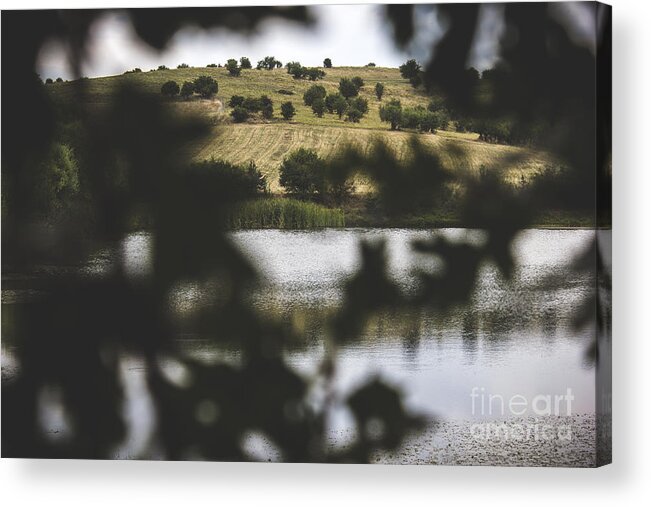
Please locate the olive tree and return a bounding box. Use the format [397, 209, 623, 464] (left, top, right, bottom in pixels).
[279, 148, 325, 197]
[180, 81, 195, 99]
[339, 78, 359, 98]
[239, 57, 252, 69]
[311, 97, 326, 117]
[303, 84, 326, 106]
[379, 99, 403, 130]
[193, 76, 218, 98]
[280, 101, 296, 120]
[226, 59, 241, 77]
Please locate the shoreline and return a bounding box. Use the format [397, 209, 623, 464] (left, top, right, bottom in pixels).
[368, 414, 602, 467]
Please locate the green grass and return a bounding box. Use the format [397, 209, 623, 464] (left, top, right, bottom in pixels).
[227, 198, 345, 229]
[47, 66, 553, 192]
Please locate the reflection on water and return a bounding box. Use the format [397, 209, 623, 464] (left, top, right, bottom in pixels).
[2, 228, 598, 431]
[234, 228, 597, 423]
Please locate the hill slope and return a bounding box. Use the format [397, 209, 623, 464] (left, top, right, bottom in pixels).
[48, 66, 551, 191]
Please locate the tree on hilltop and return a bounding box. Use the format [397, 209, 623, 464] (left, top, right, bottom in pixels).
[226, 59, 241, 77]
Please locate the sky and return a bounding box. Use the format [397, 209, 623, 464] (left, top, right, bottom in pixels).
[36, 3, 596, 81]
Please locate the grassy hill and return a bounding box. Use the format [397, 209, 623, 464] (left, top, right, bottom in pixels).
[48, 65, 552, 192]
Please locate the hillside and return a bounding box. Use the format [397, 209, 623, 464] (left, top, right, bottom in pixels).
[47, 66, 552, 192]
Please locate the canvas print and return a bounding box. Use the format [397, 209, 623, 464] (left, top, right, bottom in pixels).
[1, 2, 611, 466]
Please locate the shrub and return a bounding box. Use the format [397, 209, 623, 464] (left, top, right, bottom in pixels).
[229, 95, 245, 108]
[231, 95, 277, 120]
[349, 96, 368, 115]
[325, 93, 344, 114]
[366, 62, 376, 67]
[279, 148, 325, 197]
[397, 61, 421, 86]
[379, 99, 402, 130]
[124, 68, 142, 74]
[161, 80, 180, 98]
[260, 95, 273, 119]
[427, 96, 446, 112]
[277, 89, 294, 95]
[418, 111, 441, 133]
[323, 58, 332, 68]
[311, 97, 326, 117]
[375, 82, 384, 100]
[180, 81, 195, 99]
[288, 65, 305, 79]
[280, 101, 296, 120]
[303, 84, 327, 106]
[193, 75, 218, 98]
[455, 117, 474, 132]
[206, 63, 218, 68]
[346, 108, 362, 123]
[55, 77, 63, 83]
[435, 110, 450, 130]
[257, 56, 281, 70]
[339, 78, 359, 98]
[242, 96, 262, 112]
[474, 118, 517, 144]
[226, 59, 241, 77]
[177, 63, 190, 69]
[188, 158, 266, 199]
[286, 61, 302, 75]
[157, 65, 169, 70]
[400, 107, 425, 129]
[37, 143, 80, 211]
[45, 78, 53, 84]
[333, 95, 348, 118]
[399, 59, 421, 80]
[351, 76, 364, 89]
[305, 68, 326, 81]
[231, 106, 249, 123]
[289, 64, 324, 81]
[239, 57, 252, 69]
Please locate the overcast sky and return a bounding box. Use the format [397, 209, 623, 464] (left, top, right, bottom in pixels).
[36, 3, 595, 81]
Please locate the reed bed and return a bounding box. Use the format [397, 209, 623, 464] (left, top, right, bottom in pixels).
[227, 198, 345, 229]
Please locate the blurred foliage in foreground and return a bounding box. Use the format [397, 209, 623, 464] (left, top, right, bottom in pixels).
[2, 4, 610, 462]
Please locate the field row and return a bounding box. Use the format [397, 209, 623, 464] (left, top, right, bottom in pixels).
[189, 123, 551, 192]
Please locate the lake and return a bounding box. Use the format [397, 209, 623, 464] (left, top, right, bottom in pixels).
[2, 228, 605, 464]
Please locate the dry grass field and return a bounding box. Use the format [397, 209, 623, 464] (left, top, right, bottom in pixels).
[48, 65, 552, 192]
[189, 123, 551, 191]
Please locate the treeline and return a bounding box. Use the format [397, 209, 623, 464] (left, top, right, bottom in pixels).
[456, 116, 550, 147]
[396, 58, 553, 147]
[152, 57, 547, 146]
[229, 95, 275, 121]
[160, 75, 218, 99]
[379, 99, 449, 132]
[279, 148, 354, 204]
